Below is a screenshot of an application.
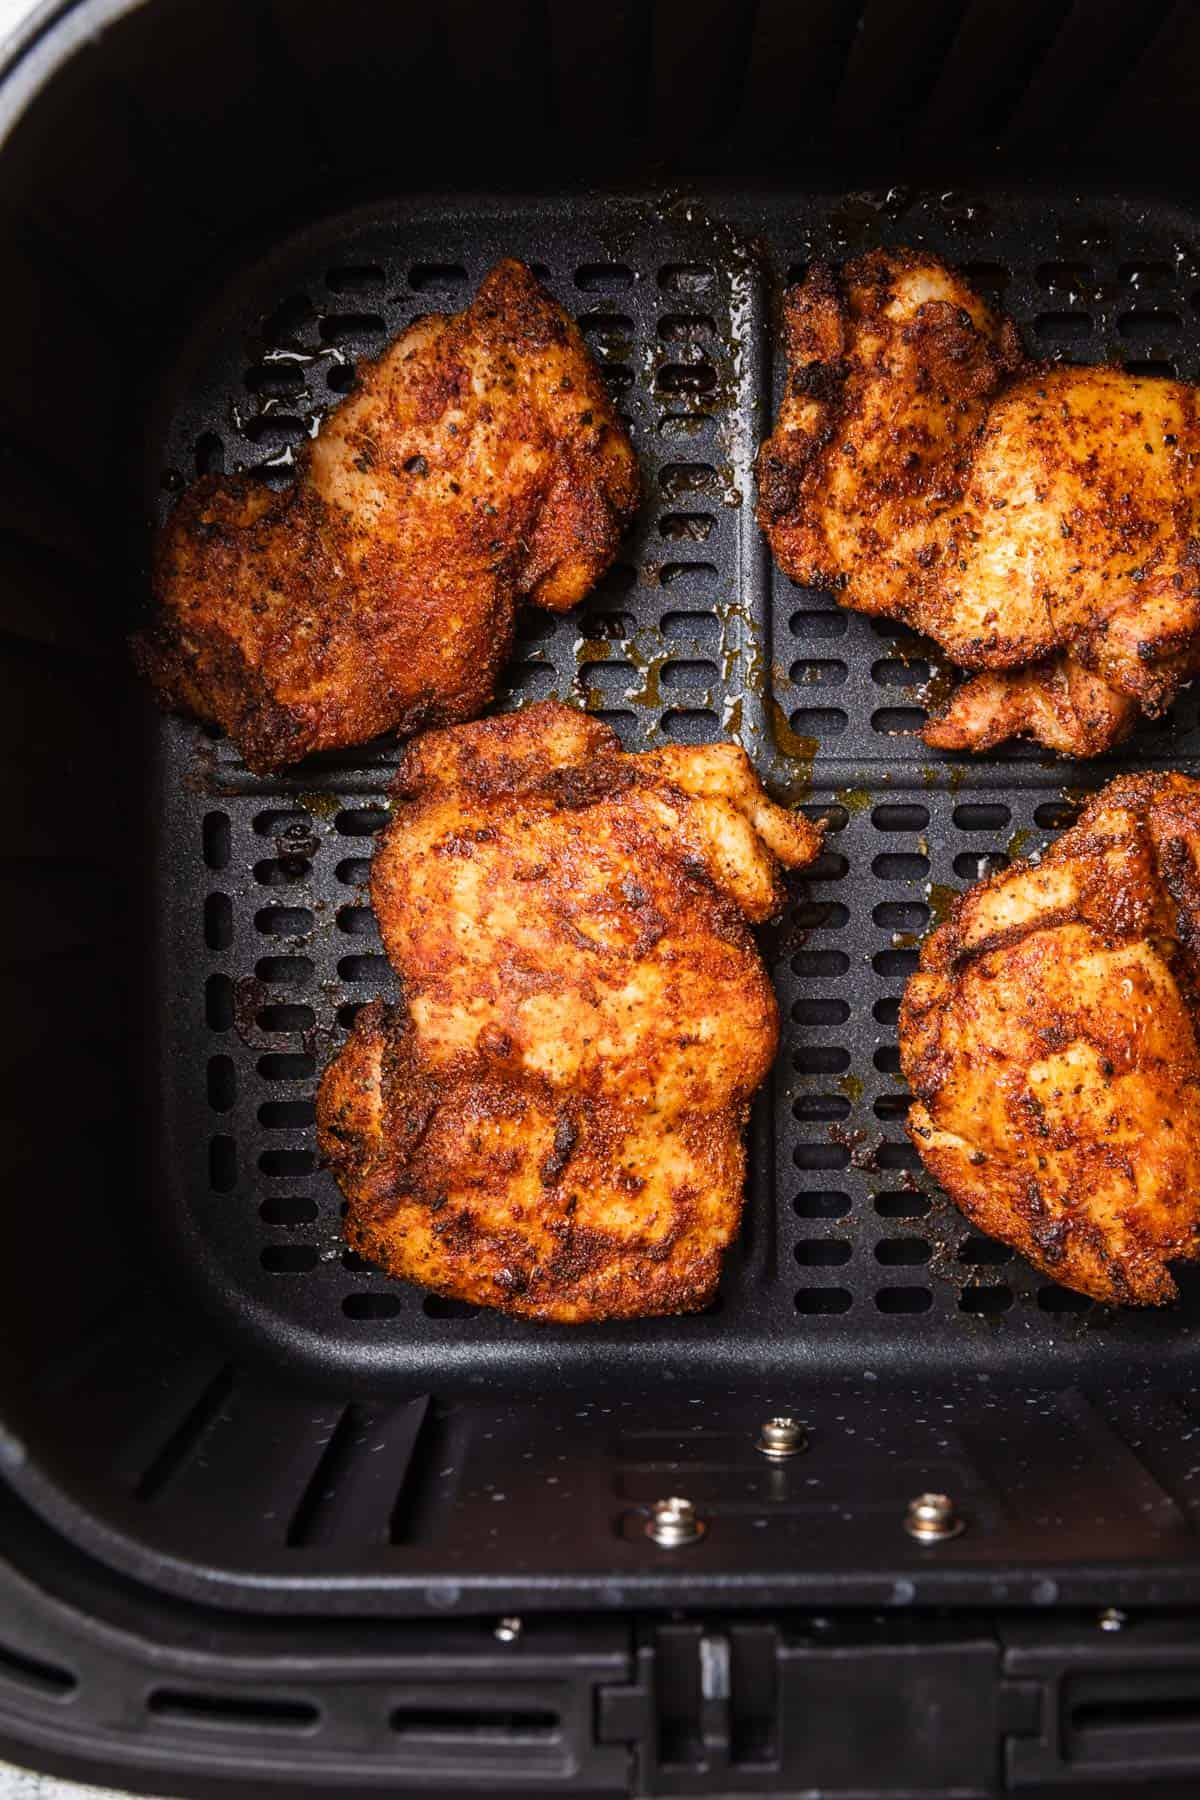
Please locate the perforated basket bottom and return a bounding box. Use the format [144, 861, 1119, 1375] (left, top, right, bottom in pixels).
[146, 186, 1200, 1391]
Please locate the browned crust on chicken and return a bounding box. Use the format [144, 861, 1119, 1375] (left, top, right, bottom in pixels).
[134, 261, 640, 772]
[317, 701, 820, 1322]
[756, 248, 1200, 758]
[900, 772, 1200, 1303]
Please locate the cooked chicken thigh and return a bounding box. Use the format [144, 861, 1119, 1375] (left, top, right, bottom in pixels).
[901, 773, 1200, 1303]
[757, 249, 1200, 756]
[317, 701, 819, 1321]
[135, 262, 639, 772]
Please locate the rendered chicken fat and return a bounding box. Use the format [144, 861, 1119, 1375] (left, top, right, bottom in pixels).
[317, 701, 821, 1321]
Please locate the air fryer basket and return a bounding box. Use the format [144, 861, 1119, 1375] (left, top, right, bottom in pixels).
[7, 1, 1200, 1794]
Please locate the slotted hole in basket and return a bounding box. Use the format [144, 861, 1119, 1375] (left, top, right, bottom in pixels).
[791, 659, 848, 687]
[660, 659, 718, 690]
[660, 561, 717, 588]
[793, 900, 849, 932]
[874, 902, 928, 932]
[872, 658, 930, 688]
[960, 1236, 1012, 1265]
[660, 462, 719, 499]
[873, 949, 919, 977]
[1034, 800, 1080, 829]
[409, 262, 468, 291]
[1119, 309, 1181, 339]
[791, 997, 850, 1026]
[258, 1004, 315, 1033]
[344, 1293, 403, 1320]
[876, 1141, 921, 1170]
[261, 1245, 319, 1273]
[806, 851, 849, 881]
[794, 1191, 850, 1219]
[259, 1196, 318, 1227]
[202, 812, 231, 870]
[260, 1149, 315, 1178]
[259, 1100, 315, 1130]
[791, 610, 848, 640]
[656, 360, 717, 397]
[876, 1287, 932, 1314]
[960, 1286, 1013, 1314]
[873, 804, 929, 832]
[659, 263, 714, 295]
[795, 1289, 852, 1315]
[876, 1238, 930, 1266]
[209, 1136, 236, 1193]
[326, 263, 385, 292]
[204, 894, 232, 951]
[954, 851, 1008, 880]
[661, 708, 719, 742]
[424, 1295, 480, 1320]
[207, 1056, 236, 1113]
[1038, 1285, 1093, 1313]
[794, 950, 850, 977]
[255, 857, 311, 887]
[337, 906, 376, 935]
[257, 955, 313, 986]
[658, 313, 717, 343]
[319, 313, 386, 346]
[872, 707, 927, 735]
[336, 808, 390, 836]
[794, 1144, 850, 1172]
[258, 1053, 315, 1081]
[205, 975, 233, 1031]
[256, 906, 313, 938]
[791, 706, 848, 738]
[872, 853, 929, 881]
[793, 1047, 851, 1076]
[953, 803, 1011, 830]
[1036, 261, 1093, 291]
[576, 262, 633, 290]
[1035, 312, 1092, 342]
[662, 611, 720, 649]
[793, 1093, 851, 1122]
[875, 1191, 931, 1218]
[796, 1242, 851, 1267]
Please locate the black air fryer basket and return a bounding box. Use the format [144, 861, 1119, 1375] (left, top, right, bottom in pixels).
[7, 2, 1200, 1795]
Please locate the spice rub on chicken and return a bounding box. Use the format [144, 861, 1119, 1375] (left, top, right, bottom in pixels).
[317, 701, 820, 1321]
[756, 248, 1200, 757]
[135, 261, 640, 772]
[900, 772, 1200, 1303]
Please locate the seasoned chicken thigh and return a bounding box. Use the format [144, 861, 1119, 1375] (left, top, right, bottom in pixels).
[757, 249, 1200, 756]
[135, 261, 639, 771]
[317, 701, 820, 1321]
[901, 773, 1200, 1303]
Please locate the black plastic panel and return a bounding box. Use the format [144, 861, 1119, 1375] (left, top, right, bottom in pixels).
[137, 189, 1200, 1391]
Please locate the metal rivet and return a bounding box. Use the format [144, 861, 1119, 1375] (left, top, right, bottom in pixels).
[646, 1496, 706, 1547]
[757, 1415, 807, 1460]
[1098, 1607, 1127, 1633]
[904, 1492, 964, 1543]
[494, 1615, 523, 1644]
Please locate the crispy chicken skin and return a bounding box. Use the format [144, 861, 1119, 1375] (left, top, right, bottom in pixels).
[900, 773, 1200, 1304]
[756, 249, 1200, 757]
[316, 701, 820, 1321]
[134, 261, 640, 773]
